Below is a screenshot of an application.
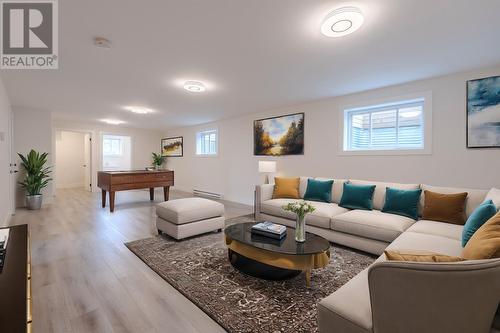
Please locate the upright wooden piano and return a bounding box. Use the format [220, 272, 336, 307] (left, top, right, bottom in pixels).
[97, 170, 174, 212]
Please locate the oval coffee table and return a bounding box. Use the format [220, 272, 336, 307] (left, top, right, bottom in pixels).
[224, 222, 330, 287]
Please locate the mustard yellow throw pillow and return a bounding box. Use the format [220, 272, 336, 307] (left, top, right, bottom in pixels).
[273, 177, 300, 199]
[462, 211, 500, 260]
[385, 250, 465, 262]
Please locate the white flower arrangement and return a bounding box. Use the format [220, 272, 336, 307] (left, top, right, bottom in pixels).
[282, 201, 316, 218]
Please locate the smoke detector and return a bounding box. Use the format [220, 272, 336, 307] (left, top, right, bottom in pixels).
[94, 37, 111, 49]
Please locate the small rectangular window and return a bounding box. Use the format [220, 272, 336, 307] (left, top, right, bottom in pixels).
[103, 137, 123, 156]
[196, 129, 218, 155]
[344, 98, 425, 152]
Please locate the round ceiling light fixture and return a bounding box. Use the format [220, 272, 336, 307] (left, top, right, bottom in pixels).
[94, 37, 112, 49]
[124, 106, 154, 114]
[183, 80, 206, 92]
[321, 7, 364, 37]
[101, 119, 125, 125]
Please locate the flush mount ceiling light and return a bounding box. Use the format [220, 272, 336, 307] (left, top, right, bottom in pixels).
[94, 37, 111, 49]
[124, 106, 154, 114]
[101, 119, 125, 125]
[183, 80, 206, 92]
[321, 7, 364, 37]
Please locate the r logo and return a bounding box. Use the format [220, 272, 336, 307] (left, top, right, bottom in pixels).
[2, 2, 53, 54]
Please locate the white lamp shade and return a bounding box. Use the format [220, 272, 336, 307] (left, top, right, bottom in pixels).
[258, 161, 276, 173]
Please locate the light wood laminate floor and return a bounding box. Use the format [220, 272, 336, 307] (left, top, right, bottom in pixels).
[10, 188, 253, 333]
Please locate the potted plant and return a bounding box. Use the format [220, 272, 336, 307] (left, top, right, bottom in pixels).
[18, 150, 52, 210]
[152, 152, 165, 170]
[282, 201, 316, 242]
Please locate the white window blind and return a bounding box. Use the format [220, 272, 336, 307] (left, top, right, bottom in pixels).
[103, 137, 123, 156]
[196, 129, 218, 155]
[344, 98, 425, 151]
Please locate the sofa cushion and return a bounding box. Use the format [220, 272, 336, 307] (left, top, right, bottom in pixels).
[156, 198, 224, 225]
[462, 200, 497, 247]
[406, 220, 463, 241]
[318, 267, 372, 332]
[420, 184, 488, 218]
[382, 187, 422, 220]
[485, 188, 500, 210]
[316, 177, 348, 204]
[272, 176, 311, 198]
[303, 178, 333, 203]
[272, 177, 300, 199]
[299, 176, 311, 198]
[260, 199, 348, 229]
[386, 231, 463, 257]
[384, 250, 465, 262]
[331, 210, 415, 243]
[462, 211, 500, 260]
[350, 179, 420, 210]
[339, 183, 376, 210]
[422, 190, 468, 225]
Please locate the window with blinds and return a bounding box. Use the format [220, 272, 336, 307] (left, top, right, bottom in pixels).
[196, 129, 218, 155]
[344, 98, 425, 151]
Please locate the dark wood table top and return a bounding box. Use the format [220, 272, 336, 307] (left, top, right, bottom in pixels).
[0, 224, 28, 333]
[225, 222, 330, 255]
[98, 170, 173, 175]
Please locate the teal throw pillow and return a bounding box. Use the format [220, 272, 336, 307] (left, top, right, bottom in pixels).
[461, 200, 497, 247]
[304, 179, 333, 203]
[339, 183, 376, 210]
[382, 187, 422, 220]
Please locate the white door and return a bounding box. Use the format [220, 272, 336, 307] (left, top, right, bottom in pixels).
[8, 110, 16, 214]
[83, 133, 91, 191]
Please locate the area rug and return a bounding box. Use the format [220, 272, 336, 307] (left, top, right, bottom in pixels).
[125, 215, 375, 333]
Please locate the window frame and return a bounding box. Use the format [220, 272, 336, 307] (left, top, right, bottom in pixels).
[338, 91, 433, 156]
[100, 133, 133, 171]
[195, 128, 219, 157]
[102, 137, 124, 157]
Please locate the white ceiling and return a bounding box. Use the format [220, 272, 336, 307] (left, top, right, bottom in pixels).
[2, 0, 500, 130]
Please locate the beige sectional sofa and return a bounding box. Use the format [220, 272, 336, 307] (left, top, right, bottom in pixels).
[255, 178, 500, 333]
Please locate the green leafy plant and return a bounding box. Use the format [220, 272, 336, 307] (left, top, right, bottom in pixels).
[282, 201, 315, 218]
[152, 152, 165, 167]
[18, 149, 52, 196]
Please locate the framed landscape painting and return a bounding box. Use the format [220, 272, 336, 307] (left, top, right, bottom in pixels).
[254, 113, 304, 156]
[467, 75, 500, 148]
[161, 136, 183, 157]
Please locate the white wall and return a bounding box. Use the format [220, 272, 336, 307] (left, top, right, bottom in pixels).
[13, 106, 54, 207]
[55, 131, 86, 189]
[0, 76, 12, 226]
[164, 64, 500, 205]
[52, 120, 163, 192]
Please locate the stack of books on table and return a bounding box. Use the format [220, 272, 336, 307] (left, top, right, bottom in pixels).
[251, 222, 287, 240]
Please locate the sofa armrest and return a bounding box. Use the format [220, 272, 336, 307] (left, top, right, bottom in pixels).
[255, 184, 274, 218]
[368, 259, 500, 333]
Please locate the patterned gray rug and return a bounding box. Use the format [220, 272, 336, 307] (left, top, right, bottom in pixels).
[125, 215, 375, 333]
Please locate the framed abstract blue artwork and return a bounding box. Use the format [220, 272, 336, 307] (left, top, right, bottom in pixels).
[467, 75, 500, 148]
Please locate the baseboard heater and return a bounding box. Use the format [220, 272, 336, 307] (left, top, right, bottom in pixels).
[193, 189, 222, 200]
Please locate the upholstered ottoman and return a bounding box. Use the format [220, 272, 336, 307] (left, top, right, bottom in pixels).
[156, 197, 225, 240]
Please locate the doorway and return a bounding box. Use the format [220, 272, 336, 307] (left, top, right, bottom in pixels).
[9, 110, 16, 215]
[55, 130, 92, 191]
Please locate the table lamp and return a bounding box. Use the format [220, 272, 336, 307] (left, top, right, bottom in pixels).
[258, 161, 276, 184]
